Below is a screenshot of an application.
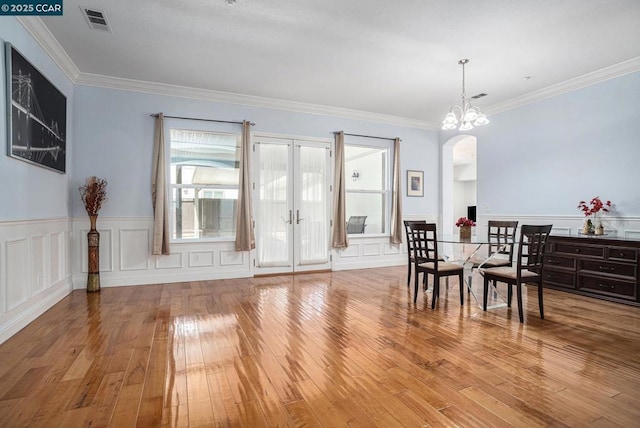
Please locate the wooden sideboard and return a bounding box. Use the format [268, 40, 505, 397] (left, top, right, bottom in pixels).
[542, 235, 640, 306]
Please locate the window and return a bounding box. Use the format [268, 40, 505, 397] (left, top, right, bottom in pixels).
[344, 144, 390, 235]
[169, 129, 240, 241]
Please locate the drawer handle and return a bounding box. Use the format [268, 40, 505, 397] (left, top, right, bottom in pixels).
[598, 283, 615, 290]
[575, 249, 581, 253]
[598, 266, 614, 272]
[548, 259, 560, 264]
[547, 275, 560, 280]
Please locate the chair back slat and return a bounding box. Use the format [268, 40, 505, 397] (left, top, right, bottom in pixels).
[410, 223, 439, 265]
[487, 220, 519, 263]
[404, 220, 427, 255]
[517, 225, 553, 275]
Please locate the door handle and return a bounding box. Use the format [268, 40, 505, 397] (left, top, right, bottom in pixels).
[296, 210, 304, 224]
[288, 210, 293, 224]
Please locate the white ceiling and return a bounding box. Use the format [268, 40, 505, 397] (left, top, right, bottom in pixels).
[37, 0, 640, 128]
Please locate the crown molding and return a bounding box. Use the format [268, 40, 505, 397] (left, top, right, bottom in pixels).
[16, 16, 80, 81]
[74, 72, 437, 129]
[16, 16, 640, 129]
[485, 56, 640, 115]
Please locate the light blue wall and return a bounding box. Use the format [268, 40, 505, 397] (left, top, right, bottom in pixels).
[0, 18, 74, 220]
[465, 71, 640, 218]
[72, 85, 440, 218]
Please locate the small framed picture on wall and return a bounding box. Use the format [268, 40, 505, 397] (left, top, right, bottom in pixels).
[407, 170, 423, 197]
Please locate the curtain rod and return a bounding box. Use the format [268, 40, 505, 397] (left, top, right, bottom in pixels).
[150, 113, 254, 126]
[336, 132, 400, 142]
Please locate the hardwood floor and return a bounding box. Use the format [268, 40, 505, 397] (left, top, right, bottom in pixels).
[1, 266, 640, 427]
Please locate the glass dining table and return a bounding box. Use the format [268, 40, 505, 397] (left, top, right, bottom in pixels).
[433, 234, 510, 310]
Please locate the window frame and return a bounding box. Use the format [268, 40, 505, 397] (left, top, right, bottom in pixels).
[166, 120, 242, 243]
[343, 140, 392, 237]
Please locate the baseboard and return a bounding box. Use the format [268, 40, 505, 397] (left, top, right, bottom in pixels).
[0, 278, 72, 345]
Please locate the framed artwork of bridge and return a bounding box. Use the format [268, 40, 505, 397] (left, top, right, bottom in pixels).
[5, 42, 66, 173]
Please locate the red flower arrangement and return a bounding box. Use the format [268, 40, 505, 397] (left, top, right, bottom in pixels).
[455, 217, 476, 227]
[577, 196, 612, 217]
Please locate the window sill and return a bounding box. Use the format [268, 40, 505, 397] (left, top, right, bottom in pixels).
[171, 237, 235, 244]
[347, 233, 390, 239]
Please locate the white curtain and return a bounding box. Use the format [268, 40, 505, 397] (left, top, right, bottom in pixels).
[298, 145, 329, 264]
[331, 131, 348, 248]
[151, 113, 170, 255]
[257, 143, 290, 267]
[390, 137, 403, 244]
[235, 120, 255, 251]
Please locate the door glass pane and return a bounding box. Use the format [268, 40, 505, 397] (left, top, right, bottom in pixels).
[298, 146, 328, 265]
[257, 144, 290, 267]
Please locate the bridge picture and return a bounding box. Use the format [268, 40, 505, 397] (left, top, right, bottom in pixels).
[6, 43, 66, 173]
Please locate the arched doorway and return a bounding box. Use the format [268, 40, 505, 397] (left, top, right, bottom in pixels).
[442, 135, 477, 235]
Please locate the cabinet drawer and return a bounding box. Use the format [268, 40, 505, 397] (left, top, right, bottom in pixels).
[580, 260, 637, 280]
[542, 269, 576, 289]
[607, 247, 638, 263]
[544, 254, 576, 269]
[554, 243, 604, 258]
[578, 275, 637, 300]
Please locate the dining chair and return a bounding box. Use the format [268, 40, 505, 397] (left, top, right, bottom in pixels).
[481, 224, 553, 323]
[411, 223, 464, 308]
[346, 216, 367, 234]
[403, 220, 426, 287]
[468, 220, 519, 290]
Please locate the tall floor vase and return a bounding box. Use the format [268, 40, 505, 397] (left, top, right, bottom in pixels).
[87, 215, 100, 292]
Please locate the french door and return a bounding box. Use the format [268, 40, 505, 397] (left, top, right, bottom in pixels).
[253, 136, 332, 274]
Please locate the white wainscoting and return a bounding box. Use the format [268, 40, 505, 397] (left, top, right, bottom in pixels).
[331, 214, 440, 271]
[475, 214, 640, 240]
[0, 218, 72, 344]
[72, 217, 253, 289]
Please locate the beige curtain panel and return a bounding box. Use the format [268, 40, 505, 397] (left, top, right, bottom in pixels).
[390, 137, 403, 244]
[235, 120, 256, 251]
[331, 131, 348, 248]
[151, 113, 170, 255]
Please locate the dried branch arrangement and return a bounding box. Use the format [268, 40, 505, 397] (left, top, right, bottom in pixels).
[79, 176, 108, 216]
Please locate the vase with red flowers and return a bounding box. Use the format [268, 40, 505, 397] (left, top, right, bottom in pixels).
[577, 196, 611, 235]
[456, 217, 476, 240]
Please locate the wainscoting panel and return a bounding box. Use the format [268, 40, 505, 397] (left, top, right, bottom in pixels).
[220, 250, 245, 266]
[73, 217, 252, 288]
[0, 218, 72, 345]
[6, 238, 29, 311]
[363, 243, 381, 257]
[625, 230, 640, 240]
[120, 229, 150, 271]
[155, 253, 183, 269]
[189, 251, 215, 268]
[340, 244, 360, 258]
[51, 231, 62, 284]
[31, 235, 47, 295]
[384, 243, 402, 255]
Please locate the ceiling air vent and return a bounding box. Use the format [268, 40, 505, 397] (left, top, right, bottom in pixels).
[81, 7, 112, 32]
[471, 93, 487, 99]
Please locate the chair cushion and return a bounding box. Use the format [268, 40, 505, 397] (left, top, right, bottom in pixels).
[468, 257, 511, 268]
[482, 266, 539, 280]
[482, 259, 512, 268]
[418, 261, 463, 272]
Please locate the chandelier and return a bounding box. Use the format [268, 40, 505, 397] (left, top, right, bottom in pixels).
[442, 59, 489, 131]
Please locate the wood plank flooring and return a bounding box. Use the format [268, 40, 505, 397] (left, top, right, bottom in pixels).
[1, 266, 640, 427]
